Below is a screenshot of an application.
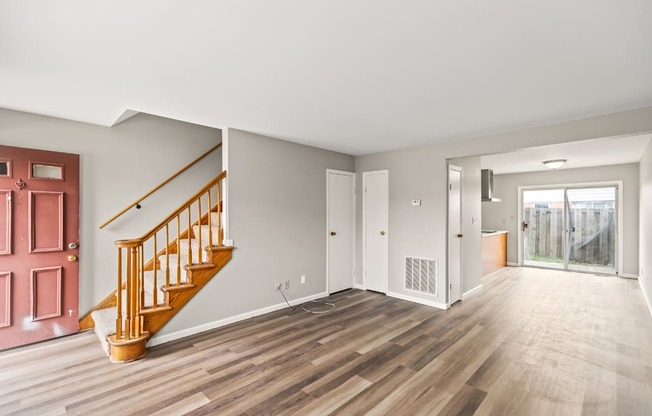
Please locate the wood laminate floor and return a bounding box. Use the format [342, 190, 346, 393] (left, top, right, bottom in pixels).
[1, 267, 651, 415]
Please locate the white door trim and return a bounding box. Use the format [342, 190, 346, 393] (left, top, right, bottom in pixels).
[517, 180, 623, 276]
[326, 169, 356, 294]
[447, 164, 463, 305]
[362, 170, 389, 293]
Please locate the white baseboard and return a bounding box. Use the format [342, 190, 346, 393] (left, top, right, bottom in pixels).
[621, 273, 639, 279]
[354, 283, 364, 290]
[462, 284, 483, 300]
[639, 277, 652, 319]
[386, 291, 447, 310]
[148, 291, 329, 347]
[507, 262, 519, 267]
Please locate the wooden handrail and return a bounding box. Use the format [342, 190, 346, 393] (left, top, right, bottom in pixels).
[99, 142, 222, 229]
[140, 170, 226, 241]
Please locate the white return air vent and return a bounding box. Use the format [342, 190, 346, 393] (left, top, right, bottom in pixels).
[405, 257, 437, 296]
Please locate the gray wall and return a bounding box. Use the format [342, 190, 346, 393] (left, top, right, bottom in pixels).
[640, 141, 652, 314]
[0, 108, 222, 312]
[482, 164, 640, 275]
[449, 157, 482, 295]
[158, 128, 354, 337]
[355, 108, 652, 307]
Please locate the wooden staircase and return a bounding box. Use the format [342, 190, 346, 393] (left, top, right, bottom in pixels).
[80, 171, 232, 362]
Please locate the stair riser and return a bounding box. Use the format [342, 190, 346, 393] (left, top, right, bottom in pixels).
[210, 212, 222, 226]
[192, 225, 221, 245]
[159, 241, 211, 269]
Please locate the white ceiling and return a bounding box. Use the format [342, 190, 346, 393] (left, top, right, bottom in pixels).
[481, 133, 652, 174]
[1, 1, 651, 156]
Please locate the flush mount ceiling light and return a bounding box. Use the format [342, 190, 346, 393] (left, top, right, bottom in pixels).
[543, 159, 567, 169]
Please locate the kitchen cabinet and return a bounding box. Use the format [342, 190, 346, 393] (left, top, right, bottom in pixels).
[481, 231, 508, 277]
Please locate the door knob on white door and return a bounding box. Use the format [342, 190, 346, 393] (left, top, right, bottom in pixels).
[380, 231, 386, 236]
[330, 231, 337, 236]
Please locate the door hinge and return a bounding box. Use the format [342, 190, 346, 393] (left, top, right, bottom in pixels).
[450, 283, 452, 290]
[449, 184, 452, 190]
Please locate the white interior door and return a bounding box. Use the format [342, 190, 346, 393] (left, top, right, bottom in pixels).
[327, 170, 355, 293]
[363, 170, 388, 293]
[448, 165, 462, 304]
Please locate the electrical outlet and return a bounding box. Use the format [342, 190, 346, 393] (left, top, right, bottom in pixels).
[275, 283, 282, 291]
[284, 280, 290, 290]
[301, 275, 306, 284]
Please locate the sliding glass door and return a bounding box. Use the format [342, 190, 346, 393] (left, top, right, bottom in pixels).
[522, 189, 566, 269]
[566, 187, 616, 274]
[522, 185, 617, 274]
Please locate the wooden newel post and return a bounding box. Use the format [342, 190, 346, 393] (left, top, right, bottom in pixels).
[108, 239, 149, 363]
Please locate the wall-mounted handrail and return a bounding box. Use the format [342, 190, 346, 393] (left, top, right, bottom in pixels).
[99, 142, 222, 229]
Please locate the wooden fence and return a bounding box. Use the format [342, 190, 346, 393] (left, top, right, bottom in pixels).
[523, 208, 615, 266]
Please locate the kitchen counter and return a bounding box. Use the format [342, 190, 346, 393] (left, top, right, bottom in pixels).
[481, 230, 508, 238]
[481, 230, 508, 276]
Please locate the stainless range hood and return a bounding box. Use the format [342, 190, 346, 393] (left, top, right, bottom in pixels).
[481, 169, 502, 202]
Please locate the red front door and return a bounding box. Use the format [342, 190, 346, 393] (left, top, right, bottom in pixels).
[0, 145, 80, 350]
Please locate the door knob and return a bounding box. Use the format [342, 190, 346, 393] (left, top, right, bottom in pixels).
[457, 233, 463, 238]
[68, 255, 77, 262]
[330, 231, 337, 236]
[380, 231, 386, 236]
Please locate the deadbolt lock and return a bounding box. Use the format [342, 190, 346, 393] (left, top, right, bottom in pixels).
[68, 242, 78, 249]
[68, 255, 77, 262]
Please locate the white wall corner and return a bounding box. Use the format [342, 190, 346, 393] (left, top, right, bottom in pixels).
[354, 283, 364, 290]
[507, 262, 519, 267]
[386, 291, 448, 310]
[462, 284, 483, 300]
[639, 277, 652, 319]
[222, 128, 230, 241]
[147, 291, 328, 347]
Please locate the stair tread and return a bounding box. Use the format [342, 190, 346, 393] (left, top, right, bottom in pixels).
[159, 238, 211, 270]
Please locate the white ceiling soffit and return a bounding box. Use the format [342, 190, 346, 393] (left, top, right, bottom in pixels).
[481, 133, 652, 175]
[111, 109, 140, 127]
[0, 1, 651, 156]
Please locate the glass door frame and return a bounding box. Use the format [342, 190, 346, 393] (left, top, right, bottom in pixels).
[517, 180, 623, 276]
